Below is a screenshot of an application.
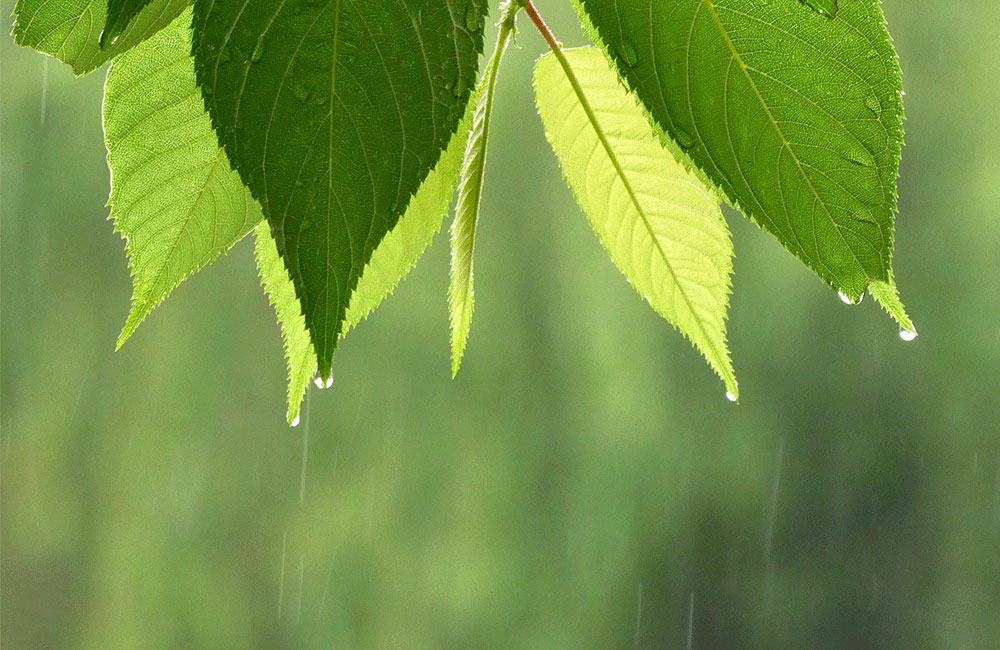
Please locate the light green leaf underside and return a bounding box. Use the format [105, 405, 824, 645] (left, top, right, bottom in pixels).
[256, 112, 473, 425]
[104, 8, 258, 348]
[449, 15, 515, 377]
[12, 0, 189, 75]
[193, 0, 488, 380]
[868, 279, 915, 334]
[577, 0, 907, 306]
[534, 47, 737, 395]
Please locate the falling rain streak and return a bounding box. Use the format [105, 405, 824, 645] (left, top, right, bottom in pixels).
[277, 530, 288, 621]
[634, 582, 643, 650]
[39, 56, 49, 127]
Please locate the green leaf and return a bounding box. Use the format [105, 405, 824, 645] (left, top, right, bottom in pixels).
[103, 7, 259, 348]
[449, 9, 516, 377]
[101, 0, 157, 47]
[254, 225, 315, 426]
[577, 0, 907, 305]
[193, 0, 488, 380]
[256, 111, 474, 424]
[12, 0, 189, 75]
[534, 47, 737, 396]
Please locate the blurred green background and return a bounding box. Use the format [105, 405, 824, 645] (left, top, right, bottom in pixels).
[2, 1, 998, 648]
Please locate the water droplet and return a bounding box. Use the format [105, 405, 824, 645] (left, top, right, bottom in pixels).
[842, 143, 875, 168]
[864, 94, 881, 116]
[899, 329, 918, 342]
[838, 290, 863, 305]
[672, 126, 695, 150]
[798, 0, 837, 18]
[251, 40, 266, 63]
[619, 41, 638, 67]
[464, 6, 479, 32]
[291, 83, 310, 102]
[725, 391, 738, 402]
[313, 374, 333, 389]
[290, 414, 301, 427]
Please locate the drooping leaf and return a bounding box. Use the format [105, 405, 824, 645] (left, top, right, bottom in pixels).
[193, 0, 488, 381]
[104, 8, 259, 347]
[577, 0, 907, 306]
[101, 0, 157, 47]
[534, 47, 737, 396]
[12, 0, 189, 75]
[256, 109, 474, 424]
[449, 8, 516, 377]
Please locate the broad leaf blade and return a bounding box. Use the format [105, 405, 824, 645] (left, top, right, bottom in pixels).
[104, 8, 259, 347]
[101, 0, 157, 47]
[193, 0, 488, 380]
[256, 112, 473, 424]
[534, 47, 737, 396]
[12, 0, 189, 75]
[449, 14, 515, 377]
[578, 0, 906, 304]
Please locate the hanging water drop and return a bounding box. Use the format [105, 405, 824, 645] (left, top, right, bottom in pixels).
[324, 375, 333, 389]
[290, 414, 301, 427]
[313, 376, 324, 389]
[838, 290, 863, 305]
[899, 329, 918, 342]
[725, 391, 738, 403]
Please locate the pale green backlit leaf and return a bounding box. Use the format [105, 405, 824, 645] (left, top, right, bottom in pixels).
[12, 0, 189, 75]
[104, 8, 258, 348]
[449, 10, 516, 377]
[534, 47, 737, 396]
[256, 111, 474, 424]
[577, 0, 909, 310]
[193, 0, 488, 381]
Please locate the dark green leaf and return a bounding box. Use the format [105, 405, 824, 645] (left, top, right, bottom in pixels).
[12, 0, 189, 74]
[101, 0, 157, 47]
[193, 0, 488, 378]
[577, 0, 907, 307]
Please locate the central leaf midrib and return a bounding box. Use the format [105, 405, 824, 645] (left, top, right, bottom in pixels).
[699, 0, 868, 283]
[558, 54, 725, 370]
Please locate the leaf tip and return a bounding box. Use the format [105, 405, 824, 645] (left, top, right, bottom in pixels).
[867, 278, 916, 335]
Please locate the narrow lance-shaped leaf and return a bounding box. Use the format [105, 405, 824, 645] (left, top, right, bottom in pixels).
[101, 0, 157, 47]
[103, 7, 259, 347]
[193, 0, 488, 381]
[12, 0, 189, 75]
[534, 47, 737, 396]
[449, 6, 516, 377]
[256, 110, 474, 424]
[576, 0, 912, 323]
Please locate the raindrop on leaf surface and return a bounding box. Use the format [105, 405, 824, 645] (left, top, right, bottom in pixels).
[251, 40, 266, 63]
[798, 0, 838, 18]
[899, 329, 918, 342]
